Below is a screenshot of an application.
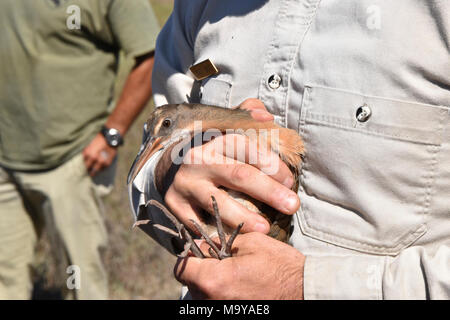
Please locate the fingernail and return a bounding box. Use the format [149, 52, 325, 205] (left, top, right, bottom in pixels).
[283, 193, 299, 213]
[251, 109, 265, 114]
[251, 109, 273, 120]
[282, 176, 294, 188]
[252, 109, 271, 116]
[254, 221, 269, 233]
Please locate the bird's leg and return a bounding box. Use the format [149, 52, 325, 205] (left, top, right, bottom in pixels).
[189, 219, 222, 257]
[190, 196, 244, 260]
[212, 196, 243, 259]
[225, 222, 243, 256]
[178, 242, 192, 259]
[211, 196, 228, 257]
[146, 200, 204, 259]
[208, 247, 219, 259]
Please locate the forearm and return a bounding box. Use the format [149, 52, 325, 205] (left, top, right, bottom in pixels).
[106, 52, 154, 136]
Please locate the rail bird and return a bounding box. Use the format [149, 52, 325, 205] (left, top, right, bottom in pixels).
[128, 103, 304, 259]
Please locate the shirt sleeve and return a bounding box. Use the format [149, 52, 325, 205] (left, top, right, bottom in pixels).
[108, 0, 160, 57]
[152, 0, 208, 106]
[304, 245, 450, 299]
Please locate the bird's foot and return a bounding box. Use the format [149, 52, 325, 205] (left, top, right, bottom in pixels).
[146, 196, 243, 260]
[190, 196, 243, 260]
[146, 200, 205, 259]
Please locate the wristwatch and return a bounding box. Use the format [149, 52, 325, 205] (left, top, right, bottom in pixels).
[101, 126, 124, 148]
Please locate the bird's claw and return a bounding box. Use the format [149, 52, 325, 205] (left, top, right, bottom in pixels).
[190, 196, 243, 260]
[146, 200, 204, 259]
[146, 197, 243, 260]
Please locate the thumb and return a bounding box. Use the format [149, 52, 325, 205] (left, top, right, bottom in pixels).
[174, 256, 219, 286]
[235, 98, 274, 122]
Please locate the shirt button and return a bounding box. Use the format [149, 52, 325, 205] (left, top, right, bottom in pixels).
[356, 104, 372, 122]
[268, 74, 282, 89]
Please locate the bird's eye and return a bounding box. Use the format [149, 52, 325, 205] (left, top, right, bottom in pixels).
[162, 118, 172, 128]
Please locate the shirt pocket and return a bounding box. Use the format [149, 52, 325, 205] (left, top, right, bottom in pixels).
[200, 77, 233, 108]
[297, 85, 447, 256]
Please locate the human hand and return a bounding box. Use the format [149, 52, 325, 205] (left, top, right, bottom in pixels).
[235, 98, 274, 122]
[164, 99, 300, 235]
[175, 232, 305, 299]
[82, 133, 117, 177]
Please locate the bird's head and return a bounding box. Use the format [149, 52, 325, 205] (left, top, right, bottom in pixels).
[128, 104, 191, 185]
[144, 104, 187, 139]
[127, 103, 251, 185]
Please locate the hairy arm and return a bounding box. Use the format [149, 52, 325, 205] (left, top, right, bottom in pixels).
[83, 52, 154, 176]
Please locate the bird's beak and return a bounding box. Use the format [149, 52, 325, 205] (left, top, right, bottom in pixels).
[127, 135, 164, 185]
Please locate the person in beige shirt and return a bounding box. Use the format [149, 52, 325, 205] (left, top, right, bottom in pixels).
[129, 0, 449, 299]
[0, 0, 159, 299]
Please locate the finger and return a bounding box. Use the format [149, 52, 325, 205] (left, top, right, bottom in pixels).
[83, 153, 95, 171]
[236, 98, 265, 111]
[164, 186, 204, 232]
[185, 147, 298, 215]
[100, 150, 111, 165]
[236, 98, 274, 122]
[214, 134, 294, 188]
[174, 256, 202, 286]
[211, 161, 300, 215]
[174, 256, 220, 289]
[249, 109, 275, 122]
[89, 160, 104, 177]
[185, 134, 294, 188]
[168, 177, 269, 234]
[194, 239, 218, 258]
[197, 233, 263, 258]
[224, 232, 263, 255]
[185, 182, 270, 234]
[103, 147, 117, 166]
[196, 236, 238, 259]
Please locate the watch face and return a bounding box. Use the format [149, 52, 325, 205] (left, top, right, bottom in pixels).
[105, 128, 122, 147]
[109, 134, 120, 147]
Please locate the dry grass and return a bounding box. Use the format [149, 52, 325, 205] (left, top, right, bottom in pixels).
[33, 0, 180, 300]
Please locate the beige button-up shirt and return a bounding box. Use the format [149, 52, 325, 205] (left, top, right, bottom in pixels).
[129, 0, 450, 299]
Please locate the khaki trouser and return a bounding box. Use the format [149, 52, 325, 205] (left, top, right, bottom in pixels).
[0, 153, 115, 299]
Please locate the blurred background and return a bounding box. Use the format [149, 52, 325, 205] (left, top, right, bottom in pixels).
[32, 0, 179, 300]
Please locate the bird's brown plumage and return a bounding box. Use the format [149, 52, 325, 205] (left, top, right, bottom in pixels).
[129, 103, 304, 243]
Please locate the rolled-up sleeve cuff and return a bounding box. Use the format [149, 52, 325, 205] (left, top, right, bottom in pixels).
[304, 255, 385, 300]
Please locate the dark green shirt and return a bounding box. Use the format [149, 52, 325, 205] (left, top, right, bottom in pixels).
[0, 0, 159, 170]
